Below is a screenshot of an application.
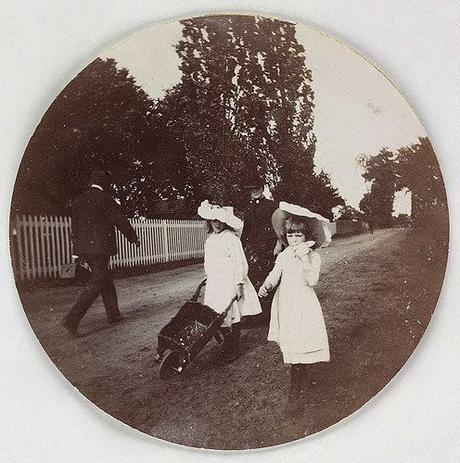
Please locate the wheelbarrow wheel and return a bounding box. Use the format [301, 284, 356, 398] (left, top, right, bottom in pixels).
[159, 349, 183, 379]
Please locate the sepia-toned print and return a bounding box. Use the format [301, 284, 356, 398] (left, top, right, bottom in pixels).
[10, 14, 448, 449]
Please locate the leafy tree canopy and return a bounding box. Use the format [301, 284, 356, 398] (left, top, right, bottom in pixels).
[13, 16, 344, 221]
[358, 137, 447, 228]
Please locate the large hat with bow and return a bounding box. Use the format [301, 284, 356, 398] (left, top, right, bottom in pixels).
[197, 200, 243, 231]
[272, 201, 332, 248]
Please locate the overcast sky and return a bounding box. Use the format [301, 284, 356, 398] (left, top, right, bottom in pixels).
[101, 19, 427, 214]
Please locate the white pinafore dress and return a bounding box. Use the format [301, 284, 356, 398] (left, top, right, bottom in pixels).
[263, 247, 330, 363]
[203, 229, 262, 327]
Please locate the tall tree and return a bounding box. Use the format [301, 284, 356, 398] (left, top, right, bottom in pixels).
[159, 15, 342, 213]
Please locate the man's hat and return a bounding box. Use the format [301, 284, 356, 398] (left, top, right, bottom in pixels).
[242, 177, 265, 190]
[89, 169, 110, 190]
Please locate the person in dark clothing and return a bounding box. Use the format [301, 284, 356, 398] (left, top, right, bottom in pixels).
[62, 170, 139, 336]
[240, 179, 279, 325]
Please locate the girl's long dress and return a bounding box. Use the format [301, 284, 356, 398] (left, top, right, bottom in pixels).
[204, 229, 262, 327]
[263, 247, 330, 364]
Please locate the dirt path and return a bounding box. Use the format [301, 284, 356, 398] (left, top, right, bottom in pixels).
[19, 228, 440, 449]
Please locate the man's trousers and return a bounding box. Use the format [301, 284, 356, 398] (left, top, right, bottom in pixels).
[64, 254, 121, 328]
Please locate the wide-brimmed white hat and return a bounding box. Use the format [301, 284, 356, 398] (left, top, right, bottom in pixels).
[272, 201, 332, 248]
[197, 200, 243, 231]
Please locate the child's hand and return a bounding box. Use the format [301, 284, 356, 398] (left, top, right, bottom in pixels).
[258, 286, 268, 298]
[293, 242, 313, 259]
[236, 284, 244, 300]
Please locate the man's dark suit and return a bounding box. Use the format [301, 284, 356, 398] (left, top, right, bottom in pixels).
[63, 186, 138, 332]
[241, 196, 278, 316]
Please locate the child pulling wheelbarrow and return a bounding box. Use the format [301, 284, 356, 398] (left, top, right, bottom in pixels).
[156, 200, 263, 378]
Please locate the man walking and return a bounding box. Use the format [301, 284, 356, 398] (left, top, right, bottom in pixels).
[62, 169, 139, 336]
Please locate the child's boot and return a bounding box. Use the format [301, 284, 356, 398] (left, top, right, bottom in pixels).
[286, 364, 307, 418]
[224, 322, 241, 363]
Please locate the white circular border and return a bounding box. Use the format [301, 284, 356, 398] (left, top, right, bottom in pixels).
[2, 1, 459, 461]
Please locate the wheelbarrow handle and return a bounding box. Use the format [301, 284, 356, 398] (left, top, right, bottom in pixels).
[222, 296, 238, 315]
[191, 279, 207, 302]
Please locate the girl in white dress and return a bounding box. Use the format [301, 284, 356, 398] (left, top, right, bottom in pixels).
[259, 206, 330, 414]
[198, 201, 262, 363]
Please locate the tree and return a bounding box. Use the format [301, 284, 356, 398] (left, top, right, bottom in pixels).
[359, 191, 375, 231]
[392, 213, 412, 228]
[152, 15, 342, 215]
[274, 168, 343, 221]
[152, 81, 247, 209]
[358, 148, 398, 228]
[12, 58, 158, 216]
[395, 137, 447, 221]
[14, 17, 345, 221]
[357, 137, 448, 235]
[335, 205, 365, 221]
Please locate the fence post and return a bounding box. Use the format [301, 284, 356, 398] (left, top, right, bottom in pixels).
[15, 215, 25, 281]
[162, 219, 169, 262]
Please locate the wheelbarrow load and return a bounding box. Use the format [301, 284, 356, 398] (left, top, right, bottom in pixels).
[155, 279, 236, 379]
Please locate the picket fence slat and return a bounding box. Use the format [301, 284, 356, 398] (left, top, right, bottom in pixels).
[10, 215, 208, 281]
[15, 216, 25, 280]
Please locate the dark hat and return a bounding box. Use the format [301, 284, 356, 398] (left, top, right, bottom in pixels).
[89, 169, 110, 190]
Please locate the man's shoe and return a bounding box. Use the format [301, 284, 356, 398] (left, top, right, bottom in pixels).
[61, 318, 80, 337]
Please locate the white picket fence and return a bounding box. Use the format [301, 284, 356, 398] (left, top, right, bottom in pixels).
[10, 215, 208, 282]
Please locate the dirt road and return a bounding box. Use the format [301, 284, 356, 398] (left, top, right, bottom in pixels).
[22, 230, 396, 352]
[18, 228, 443, 449]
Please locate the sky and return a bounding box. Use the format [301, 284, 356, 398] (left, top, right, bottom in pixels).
[100, 18, 427, 215]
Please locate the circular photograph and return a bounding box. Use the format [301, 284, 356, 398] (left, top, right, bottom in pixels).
[10, 13, 448, 450]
